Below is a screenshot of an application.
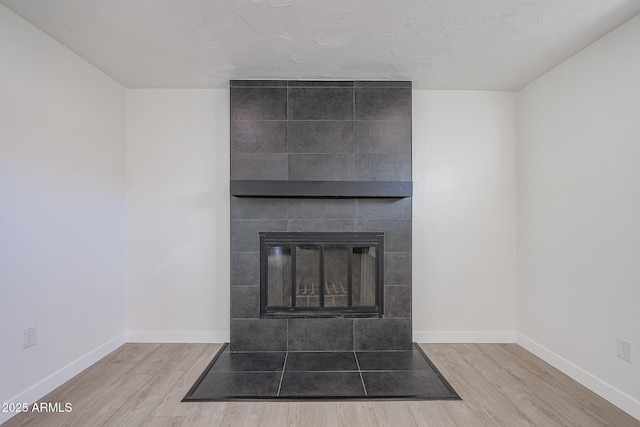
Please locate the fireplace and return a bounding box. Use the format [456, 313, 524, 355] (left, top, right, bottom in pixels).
[260, 232, 384, 318]
[229, 80, 412, 352]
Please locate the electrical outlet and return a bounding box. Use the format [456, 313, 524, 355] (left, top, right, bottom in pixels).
[23, 326, 37, 349]
[617, 338, 632, 363]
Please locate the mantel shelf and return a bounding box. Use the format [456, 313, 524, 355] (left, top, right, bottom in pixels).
[230, 180, 412, 198]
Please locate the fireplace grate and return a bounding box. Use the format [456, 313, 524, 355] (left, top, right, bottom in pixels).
[294, 280, 349, 307]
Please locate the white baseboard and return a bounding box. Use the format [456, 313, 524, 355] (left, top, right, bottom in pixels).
[0, 332, 126, 425]
[517, 333, 640, 421]
[125, 330, 229, 343]
[414, 330, 516, 343]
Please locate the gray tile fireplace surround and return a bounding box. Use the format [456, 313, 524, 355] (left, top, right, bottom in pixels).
[230, 80, 412, 352]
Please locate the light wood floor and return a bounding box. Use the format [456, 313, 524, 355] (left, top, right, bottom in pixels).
[3, 343, 638, 426]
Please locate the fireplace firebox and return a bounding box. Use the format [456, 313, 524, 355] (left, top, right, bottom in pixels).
[260, 232, 384, 318]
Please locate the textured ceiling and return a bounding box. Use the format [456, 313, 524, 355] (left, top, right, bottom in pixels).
[3, 0, 640, 90]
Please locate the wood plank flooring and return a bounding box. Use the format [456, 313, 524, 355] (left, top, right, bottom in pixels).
[2, 343, 638, 426]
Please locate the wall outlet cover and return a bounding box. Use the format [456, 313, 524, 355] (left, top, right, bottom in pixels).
[617, 337, 632, 363]
[23, 326, 37, 349]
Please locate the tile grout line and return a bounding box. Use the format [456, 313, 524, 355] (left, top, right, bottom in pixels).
[353, 319, 356, 353]
[352, 86, 356, 179]
[277, 319, 289, 397]
[286, 83, 290, 179]
[352, 85, 355, 121]
[276, 351, 288, 397]
[354, 351, 368, 397]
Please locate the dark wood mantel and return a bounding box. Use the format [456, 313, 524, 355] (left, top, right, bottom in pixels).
[230, 180, 413, 198]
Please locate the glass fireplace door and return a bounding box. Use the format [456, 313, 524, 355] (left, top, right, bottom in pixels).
[266, 246, 291, 307]
[260, 232, 384, 318]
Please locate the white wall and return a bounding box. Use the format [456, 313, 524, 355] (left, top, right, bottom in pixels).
[124, 89, 517, 343]
[0, 5, 126, 422]
[517, 14, 640, 418]
[126, 90, 230, 342]
[412, 91, 518, 342]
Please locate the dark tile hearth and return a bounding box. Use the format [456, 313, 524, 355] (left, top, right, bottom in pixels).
[286, 352, 358, 371]
[189, 371, 281, 398]
[362, 370, 454, 398]
[280, 372, 365, 397]
[211, 351, 286, 372]
[356, 349, 430, 370]
[183, 343, 460, 401]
